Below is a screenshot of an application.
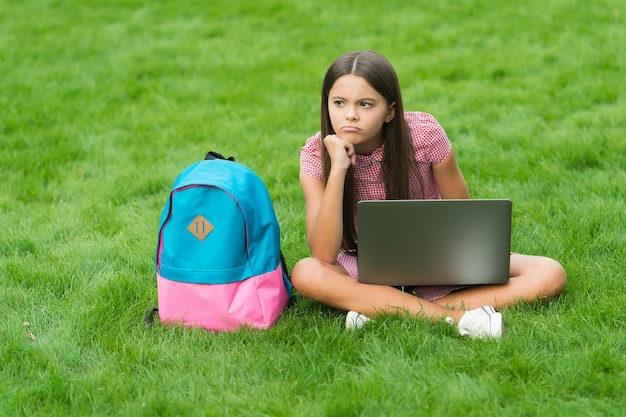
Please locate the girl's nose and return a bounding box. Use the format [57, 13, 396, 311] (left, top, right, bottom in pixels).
[345, 106, 358, 120]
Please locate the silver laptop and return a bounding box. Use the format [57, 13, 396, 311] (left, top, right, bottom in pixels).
[357, 199, 512, 286]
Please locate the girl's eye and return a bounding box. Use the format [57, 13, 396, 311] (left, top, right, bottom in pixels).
[360, 102, 372, 108]
[334, 100, 344, 106]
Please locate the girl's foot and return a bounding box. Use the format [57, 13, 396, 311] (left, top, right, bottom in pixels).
[345, 311, 372, 329]
[446, 306, 503, 338]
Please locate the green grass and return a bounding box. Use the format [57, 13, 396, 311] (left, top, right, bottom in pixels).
[1, 0, 625, 415]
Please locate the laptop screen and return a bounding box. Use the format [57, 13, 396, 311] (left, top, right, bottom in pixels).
[357, 199, 512, 286]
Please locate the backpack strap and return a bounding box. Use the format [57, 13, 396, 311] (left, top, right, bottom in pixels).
[144, 307, 159, 327]
[204, 151, 235, 161]
[280, 251, 290, 282]
[280, 251, 300, 308]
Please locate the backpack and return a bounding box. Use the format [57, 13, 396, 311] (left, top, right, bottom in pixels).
[153, 151, 293, 331]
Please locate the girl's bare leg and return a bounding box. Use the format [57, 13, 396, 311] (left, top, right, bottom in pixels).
[434, 253, 567, 310]
[291, 257, 466, 323]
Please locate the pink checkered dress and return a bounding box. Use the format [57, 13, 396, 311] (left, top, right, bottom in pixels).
[300, 112, 468, 301]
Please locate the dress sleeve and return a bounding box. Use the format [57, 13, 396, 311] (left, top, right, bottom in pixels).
[407, 112, 452, 165]
[299, 132, 324, 179]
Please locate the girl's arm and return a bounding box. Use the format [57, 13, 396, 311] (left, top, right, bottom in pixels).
[300, 171, 346, 264]
[301, 135, 355, 264]
[432, 150, 472, 199]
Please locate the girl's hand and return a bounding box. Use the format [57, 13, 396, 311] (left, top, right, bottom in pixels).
[323, 134, 356, 171]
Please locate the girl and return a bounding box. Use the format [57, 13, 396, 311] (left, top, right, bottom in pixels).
[291, 50, 567, 338]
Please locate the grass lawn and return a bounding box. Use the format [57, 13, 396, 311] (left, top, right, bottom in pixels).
[1, 0, 625, 416]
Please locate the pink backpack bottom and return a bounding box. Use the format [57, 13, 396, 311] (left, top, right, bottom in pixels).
[157, 264, 289, 332]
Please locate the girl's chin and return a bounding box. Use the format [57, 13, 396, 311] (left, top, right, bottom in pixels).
[337, 133, 362, 143]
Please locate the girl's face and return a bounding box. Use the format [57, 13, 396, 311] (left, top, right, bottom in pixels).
[328, 74, 395, 155]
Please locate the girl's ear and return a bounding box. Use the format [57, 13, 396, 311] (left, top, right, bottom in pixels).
[385, 102, 396, 123]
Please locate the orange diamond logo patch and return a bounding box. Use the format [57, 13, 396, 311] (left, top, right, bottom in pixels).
[187, 214, 214, 241]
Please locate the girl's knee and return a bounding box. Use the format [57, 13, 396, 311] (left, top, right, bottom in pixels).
[548, 258, 567, 295]
[537, 257, 567, 297]
[290, 257, 321, 297]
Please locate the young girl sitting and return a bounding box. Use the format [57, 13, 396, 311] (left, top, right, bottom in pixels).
[291, 50, 567, 338]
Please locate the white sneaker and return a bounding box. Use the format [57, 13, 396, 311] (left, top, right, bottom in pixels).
[446, 306, 503, 339]
[345, 311, 372, 330]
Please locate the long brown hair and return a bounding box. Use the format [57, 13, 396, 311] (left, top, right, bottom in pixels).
[320, 50, 422, 252]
